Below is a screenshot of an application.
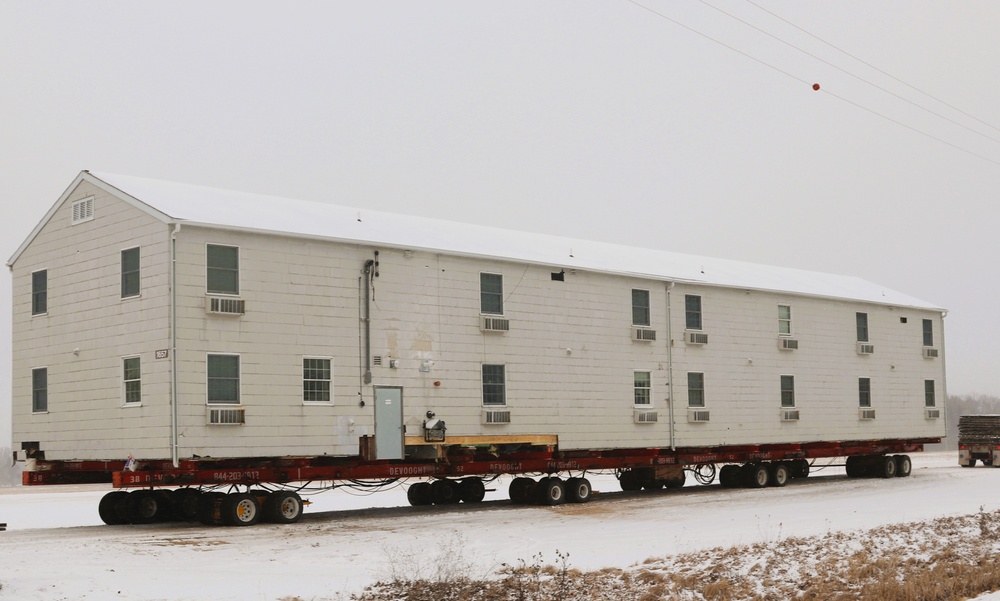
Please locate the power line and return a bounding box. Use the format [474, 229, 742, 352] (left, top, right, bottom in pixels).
[745, 0, 1000, 137]
[697, 0, 1000, 146]
[624, 0, 1000, 166]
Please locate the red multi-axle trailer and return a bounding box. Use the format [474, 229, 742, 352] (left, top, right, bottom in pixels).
[21, 435, 935, 527]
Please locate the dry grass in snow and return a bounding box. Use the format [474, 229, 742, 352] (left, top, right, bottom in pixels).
[354, 507, 1000, 601]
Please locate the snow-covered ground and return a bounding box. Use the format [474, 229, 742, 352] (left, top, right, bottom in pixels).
[1, 452, 998, 600]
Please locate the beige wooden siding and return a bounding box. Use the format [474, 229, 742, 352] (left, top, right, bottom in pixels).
[11, 181, 173, 460]
[12, 186, 946, 460]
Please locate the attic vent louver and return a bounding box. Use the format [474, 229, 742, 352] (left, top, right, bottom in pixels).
[71, 198, 94, 224]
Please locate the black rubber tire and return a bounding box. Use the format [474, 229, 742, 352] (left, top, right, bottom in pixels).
[665, 472, 686, 489]
[128, 490, 171, 524]
[459, 478, 486, 504]
[845, 456, 865, 478]
[793, 459, 810, 479]
[98, 492, 130, 525]
[406, 482, 433, 506]
[618, 470, 643, 492]
[879, 455, 898, 479]
[718, 464, 739, 488]
[536, 477, 566, 506]
[744, 464, 769, 488]
[894, 454, 912, 478]
[769, 463, 790, 487]
[508, 477, 535, 504]
[265, 491, 303, 524]
[642, 480, 664, 491]
[431, 479, 460, 504]
[565, 477, 592, 503]
[962, 459, 977, 468]
[198, 492, 227, 525]
[223, 492, 260, 527]
[171, 488, 202, 521]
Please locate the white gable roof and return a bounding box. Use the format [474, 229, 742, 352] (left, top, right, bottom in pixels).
[10, 170, 943, 311]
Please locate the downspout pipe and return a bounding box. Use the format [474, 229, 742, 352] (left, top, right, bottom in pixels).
[170, 223, 180, 467]
[665, 281, 676, 451]
[362, 259, 375, 384]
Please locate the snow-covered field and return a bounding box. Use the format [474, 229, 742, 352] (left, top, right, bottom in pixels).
[1, 452, 998, 600]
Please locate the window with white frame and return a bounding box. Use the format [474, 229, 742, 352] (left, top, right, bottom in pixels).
[482, 364, 506, 406]
[633, 371, 651, 406]
[778, 304, 792, 336]
[924, 380, 936, 407]
[207, 354, 240, 404]
[685, 295, 702, 330]
[32, 367, 48, 413]
[123, 357, 141, 404]
[687, 372, 705, 408]
[480, 273, 503, 315]
[780, 375, 795, 408]
[856, 312, 869, 342]
[922, 319, 934, 347]
[859, 377, 871, 408]
[207, 244, 239, 295]
[121, 247, 140, 298]
[303, 357, 332, 403]
[632, 289, 650, 327]
[32, 270, 47, 315]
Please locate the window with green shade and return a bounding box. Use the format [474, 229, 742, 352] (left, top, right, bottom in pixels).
[207, 245, 239, 295]
[121, 247, 140, 298]
[480, 273, 503, 315]
[632, 289, 650, 326]
[207, 354, 240, 404]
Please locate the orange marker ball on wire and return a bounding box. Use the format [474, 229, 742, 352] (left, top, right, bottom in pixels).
[812, 83, 820, 91]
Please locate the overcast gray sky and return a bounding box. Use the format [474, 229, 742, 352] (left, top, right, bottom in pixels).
[3, 2, 999, 445]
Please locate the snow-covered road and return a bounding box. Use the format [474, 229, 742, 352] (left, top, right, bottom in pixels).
[1, 452, 998, 600]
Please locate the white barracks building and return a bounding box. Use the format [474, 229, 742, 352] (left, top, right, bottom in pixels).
[8, 171, 947, 463]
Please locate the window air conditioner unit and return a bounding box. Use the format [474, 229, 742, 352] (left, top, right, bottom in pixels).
[206, 297, 245, 316]
[856, 343, 875, 355]
[632, 328, 656, 342]
[925, 408, 941, 419]
[634, 409, 658, 424]
[480, 316, 510, 333]
[482, 409, 511, 425]
[859, 408, 876, 420]
[207, 406, 245, 425]
[685, 331, 709, 345]
[688, 409, 710, 423]
[923, 348, 939, 359]
[781, 409, 800, 422]
[778, 338, 799, 350]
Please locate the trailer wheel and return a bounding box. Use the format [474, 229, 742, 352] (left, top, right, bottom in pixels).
[508, 477, 534, 504]
[878, 455, 897, 479]
[845, 456, 865, 478]
[459, 478, 486, 504]
[769, 463, 790, 487]
[962, 459, 976, 468]
[744, 464, 769, 488]
[198, 492, 227, 525]
[565, 477, 592, 503]
[894, 455, 912, 478]
[792, 459, 810, 479]
[171, 488, 202, 521]
[98, 492, 130, 525]
[618, 470, 643, 492]
[665, 472, 686, 489]
[128, 490, 171, 524]
[406, 482, 433, 506]
[265, 491, 303, 524]
[537, 477, 566, 506]
[719, 465, 739, 488]
[642, 480, 664, 491]
[222, 492, 260, 527]
[431, 479, 460, 504]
